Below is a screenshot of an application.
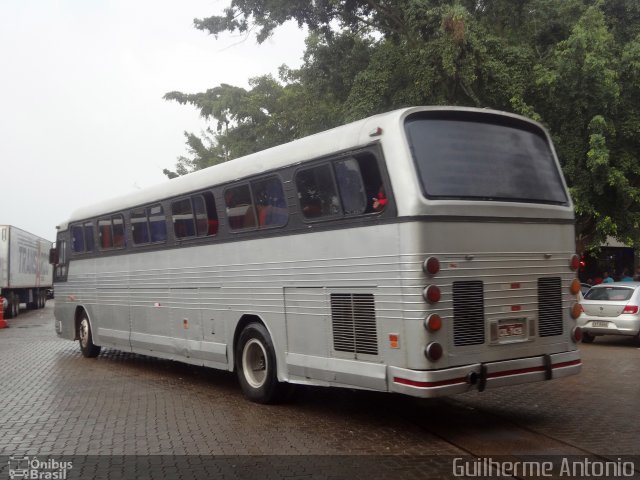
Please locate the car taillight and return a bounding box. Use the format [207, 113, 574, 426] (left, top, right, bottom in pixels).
[569, 254, 580, 271]
[623, 305, 639, 314]
[572, 326, 583, 343]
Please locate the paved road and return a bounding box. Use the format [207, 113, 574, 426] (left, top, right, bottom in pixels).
[0, 302, 638, 479]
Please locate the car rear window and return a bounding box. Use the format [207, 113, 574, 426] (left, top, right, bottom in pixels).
[584, 286, 635, 301]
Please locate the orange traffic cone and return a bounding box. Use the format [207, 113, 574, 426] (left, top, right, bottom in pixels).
[0, 296, 8, 329]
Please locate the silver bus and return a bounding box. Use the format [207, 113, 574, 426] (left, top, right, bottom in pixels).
[51, 106, 582, 403]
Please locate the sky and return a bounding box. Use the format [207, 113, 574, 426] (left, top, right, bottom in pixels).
[0, 0, 306, 241]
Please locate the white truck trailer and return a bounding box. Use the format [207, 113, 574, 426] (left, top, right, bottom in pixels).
[0, 225, 53, 318]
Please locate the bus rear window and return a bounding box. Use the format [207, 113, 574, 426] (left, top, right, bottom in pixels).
[405, 115, 568, 204]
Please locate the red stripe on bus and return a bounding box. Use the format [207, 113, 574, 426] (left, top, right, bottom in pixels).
[393, 377, 467, 388]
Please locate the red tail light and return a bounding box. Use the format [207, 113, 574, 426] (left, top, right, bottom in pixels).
[623, 305, 639, 314]
[423, 285, 441, 304]
[424, 314, 442, 332]
[422, 257, 440, 275]
[573, 327, 583, 343]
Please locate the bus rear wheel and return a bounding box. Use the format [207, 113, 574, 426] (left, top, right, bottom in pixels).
[235, 323, 287, 404]
[79, 313, 101, 358]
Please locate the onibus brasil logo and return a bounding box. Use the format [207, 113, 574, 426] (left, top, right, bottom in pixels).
[8, 456, 72, 480]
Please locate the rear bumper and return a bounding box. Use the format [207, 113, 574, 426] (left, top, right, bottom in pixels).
[388, 350, 581, 398]
[577, 315, 640, 336]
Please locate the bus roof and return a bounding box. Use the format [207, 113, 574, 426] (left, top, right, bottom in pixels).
[58, 106, 553, 230]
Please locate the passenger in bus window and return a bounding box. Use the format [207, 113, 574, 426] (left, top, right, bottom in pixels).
[372, 186, 388, 212]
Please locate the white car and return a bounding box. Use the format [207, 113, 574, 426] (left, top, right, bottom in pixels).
[578, 282, 640, 343]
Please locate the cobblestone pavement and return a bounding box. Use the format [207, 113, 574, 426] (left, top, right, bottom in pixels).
[0, 302, 639, 478]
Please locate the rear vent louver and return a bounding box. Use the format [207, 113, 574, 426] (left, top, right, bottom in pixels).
[538, 277, 563, 337]
[330, 293, 378, 355]
[453, 281, 485, 346]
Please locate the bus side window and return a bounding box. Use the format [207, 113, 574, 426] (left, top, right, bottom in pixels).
[225, 184, 256, 230]
[112, 215, 126, 248]
[334, 158, 367, 215]
[353, 153, 386, 214]
[131, 208, 150, 245]
[172, 198, 196, 239]
[84, 221, 95, 252]
[252, 177, 288, 227]
[194, 194, 219, 237]
[295, 164, 341, 219]
[71, 224, 85, 253]
[202, 192, 219, 236]
[148, 204, 167, 242]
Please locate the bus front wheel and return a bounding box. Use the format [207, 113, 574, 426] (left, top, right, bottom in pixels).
[78, 312, 101, 358]
[236, 323, 287, 404]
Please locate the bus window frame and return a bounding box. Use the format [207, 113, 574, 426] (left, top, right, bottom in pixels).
[294, 148, 390, 224]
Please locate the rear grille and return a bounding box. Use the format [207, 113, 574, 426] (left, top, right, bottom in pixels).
[453, 281, 485, 346]
[538, 277, 563, 336]
[330, 293, 378, 355]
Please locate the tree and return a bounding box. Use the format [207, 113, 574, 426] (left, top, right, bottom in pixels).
[165, 0, 640, 251]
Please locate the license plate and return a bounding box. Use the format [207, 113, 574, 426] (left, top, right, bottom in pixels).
[591, 320, 608, 328]
[499, 322, 525, 338]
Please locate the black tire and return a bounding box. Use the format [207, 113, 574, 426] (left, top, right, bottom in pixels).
[582, 332, 595, 343]
[235, 322, 289, 404]
[78, 312, 101, 358]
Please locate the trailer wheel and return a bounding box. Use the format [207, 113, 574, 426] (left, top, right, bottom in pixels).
[79, 312, 101, 358]
[235, 323, 288, 404]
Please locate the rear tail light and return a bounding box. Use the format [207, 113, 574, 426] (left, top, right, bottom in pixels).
[569, 254, 580, 271]
[623, 305, 639, 314]
[424, 314, 442, 332]
[572, 326, 583, 343]
[570, 303, 583, 319]
[422, 257, 440, 275]
[424, 342, 443, 361]
[423, 285, 441, 304]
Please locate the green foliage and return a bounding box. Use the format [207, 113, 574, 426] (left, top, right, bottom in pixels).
[165, 0, 640, 251]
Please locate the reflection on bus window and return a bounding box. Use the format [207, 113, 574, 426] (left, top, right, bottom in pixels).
[131, 208, 150, 244]
[112, 215, 125, 248]
[252, 177, 288, 227]
[296, 164, 341, 219]
[225, 185, 256, 230]
[148, 205, 167, 242]
[172, 198, 196, 238]
[84, 222, 95, 252]
[71, 224, 84, 252]
[334, 158, 367, 215]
